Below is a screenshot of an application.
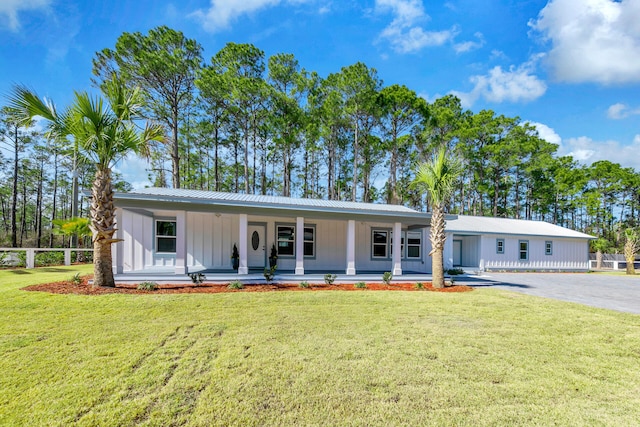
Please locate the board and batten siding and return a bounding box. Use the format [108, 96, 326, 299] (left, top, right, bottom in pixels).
[186, 212, 238, 270]
[480, 235, 589, 270]
[120, 209, 153, 271]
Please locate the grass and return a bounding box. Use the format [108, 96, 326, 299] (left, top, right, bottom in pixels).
[1, 266, 640, 426]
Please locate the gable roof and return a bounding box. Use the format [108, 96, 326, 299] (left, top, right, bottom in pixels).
[114, 188, 430, 223]
[446, 215, 594, 239]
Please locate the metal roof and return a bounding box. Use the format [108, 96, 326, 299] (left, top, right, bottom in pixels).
[115, 187, 426, 219]
[446, 215, 594, 239]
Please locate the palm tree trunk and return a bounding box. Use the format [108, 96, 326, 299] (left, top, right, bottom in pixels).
[430, 205, 446, 288]
[90, 167, 117, 287]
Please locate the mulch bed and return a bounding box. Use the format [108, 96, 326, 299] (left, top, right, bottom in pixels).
[23, 275, 472, 295]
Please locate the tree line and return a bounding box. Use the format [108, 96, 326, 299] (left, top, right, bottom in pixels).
[1, 25, 639, 252]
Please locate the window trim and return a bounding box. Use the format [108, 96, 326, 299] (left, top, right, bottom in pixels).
[155, 218, 177, 254]
[275, 223, 296, 258]
[405, 230, 422, 259]
[545, 240, 553, 256]
[496, 238, 505, 255]
[303, 225, 316, 259]
[275, 223, 317, 259]
[371, 228, 391, 260]
[518, 240, 529, 261]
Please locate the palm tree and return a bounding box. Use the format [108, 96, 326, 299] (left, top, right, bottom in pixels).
[9, 78, 164, 286]
[413, 148, 463, 288]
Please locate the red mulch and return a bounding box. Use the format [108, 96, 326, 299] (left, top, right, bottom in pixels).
[22, 275, 473, 295]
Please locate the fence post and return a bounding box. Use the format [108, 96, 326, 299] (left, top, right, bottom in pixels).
[64, 249, 71, 266]
[26, 249, 35, 269]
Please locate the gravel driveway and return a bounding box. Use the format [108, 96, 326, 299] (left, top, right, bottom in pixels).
[460, 272, 640, 314]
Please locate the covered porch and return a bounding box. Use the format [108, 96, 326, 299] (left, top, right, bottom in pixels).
[111, 188, 433, 280]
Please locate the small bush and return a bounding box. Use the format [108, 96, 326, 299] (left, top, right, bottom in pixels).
[137, 281, 158, 291]
[70, 273, 82, 285]
[415, 282, 424, 290]
[35, 251, 65, 266]
[354, 281, 367, 289]
[188, 272, 206, 284]
[299, 281, 310, 289]
[382, 271, 393, 285]
[446, 268, 465, 275]
[228, 280, 244, 290]
[264, 265, 277, 283]
[324, 273, 337, 285]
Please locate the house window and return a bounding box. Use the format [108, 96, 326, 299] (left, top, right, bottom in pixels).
[519, 240, 529, 261]
[277, 225, 295, 256]
[496, 239, 505, 254]
[304, 226, 315, 257]
[545, 241, 553, 255]
[406, 231, 421, 258]
[372, 230, 389, 258]
[156, 220, 176, 253]
[390, 232, 405, 257]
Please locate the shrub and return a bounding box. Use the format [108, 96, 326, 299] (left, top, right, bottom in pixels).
[35, 251, 64, 266]
[446, 268, 465, 275]
[415, 282, 424, 290]
[299, 281, 310, 289]
[228, 280, 244, 290]
[70, 273, 82, 285]
[354, 281, 367, 289]
[188, 272, 206, 284]
[264, 265, 277, 283]
[324, 273, 337, 285]
[137, 281, 158, 291]
[382, 271, 393, 285]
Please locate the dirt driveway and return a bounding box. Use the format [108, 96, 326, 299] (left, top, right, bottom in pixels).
[460, 272, 640, 314]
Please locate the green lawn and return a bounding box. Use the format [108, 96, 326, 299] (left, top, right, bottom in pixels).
[1, 266, 639, 426]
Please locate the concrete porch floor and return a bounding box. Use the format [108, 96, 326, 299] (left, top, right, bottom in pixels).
[112, 267, 440, 285]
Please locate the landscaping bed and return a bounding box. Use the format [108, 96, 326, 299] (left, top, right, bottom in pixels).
[23, 275, 472, 294]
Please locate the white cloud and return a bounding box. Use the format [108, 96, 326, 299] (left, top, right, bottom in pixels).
[191, 0, 312, 32]
[113, 154, 153, 190]
[375, 0, 457, 53]
[527, 122, 562, 146]
[454, 32, 485, 54]
[0, 0, 49, 31]
[530, 0, 640, 84]
[558, 135, 640, 169]
[607, 103, 640, 120]
[452, 55, 547, 107]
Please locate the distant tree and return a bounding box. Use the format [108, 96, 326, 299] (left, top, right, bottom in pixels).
[413, 148, 463, 288]
[9, 77, 164, 286]
[590, 238, 610, 270]
[92, 26, 203, 188]
[623, 228, 639, 275]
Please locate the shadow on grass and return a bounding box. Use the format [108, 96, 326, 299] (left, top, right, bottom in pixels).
[5, 267, 76, 275]
[458, 277, 533, 289]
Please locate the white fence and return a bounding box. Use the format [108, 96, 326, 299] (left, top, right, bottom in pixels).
[588, 259, 640, 270]
[0, 247, 94, 269]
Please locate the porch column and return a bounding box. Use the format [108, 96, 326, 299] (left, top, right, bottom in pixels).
[295, 216, 304, 275]
[112, 208, 123, 274]
[392, 221, 402, 276]
[175, 210, 187, 275]
[346, 219, 356, 275]
[443, 232, 454, 270]
[238, 214, 248, 274]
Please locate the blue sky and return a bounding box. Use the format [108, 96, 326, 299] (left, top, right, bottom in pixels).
[2, 0, 640, 187]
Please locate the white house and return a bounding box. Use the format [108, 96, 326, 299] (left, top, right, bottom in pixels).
[446, 215, 593, 271]
[111, 188, 433, 276]
[110, 188, 593, 277]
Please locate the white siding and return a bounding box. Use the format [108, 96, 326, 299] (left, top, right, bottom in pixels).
[121, 209, 153, 272]
[186, 212, 238, 270]
[479, 235, 589, 270]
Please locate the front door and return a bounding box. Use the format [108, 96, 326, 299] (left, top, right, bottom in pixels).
[453, 240, 462, 267]
[248, 224, 266, 268]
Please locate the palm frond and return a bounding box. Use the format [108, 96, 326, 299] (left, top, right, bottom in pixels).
[413, 147, 463, 207]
